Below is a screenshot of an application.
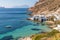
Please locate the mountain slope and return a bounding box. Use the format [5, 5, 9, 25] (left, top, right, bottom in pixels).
[29, 0, 60, 15]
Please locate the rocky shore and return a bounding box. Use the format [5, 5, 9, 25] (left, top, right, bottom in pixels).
[18, 0, 60, 40]
[29, 0, 60, 29]
[29, 0, 60, 15]
[18, 37, 32, 40]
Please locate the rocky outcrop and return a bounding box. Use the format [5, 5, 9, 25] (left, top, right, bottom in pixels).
[29, 0, 60, 15]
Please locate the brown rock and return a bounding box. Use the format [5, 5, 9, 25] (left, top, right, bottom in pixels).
[29, 0, 60, 15]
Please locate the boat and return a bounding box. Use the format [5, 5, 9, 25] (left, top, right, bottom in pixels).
[5, 25, 12, 28]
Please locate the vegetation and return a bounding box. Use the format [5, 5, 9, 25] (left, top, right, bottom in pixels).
[32, 29, 60, 40]
[47, 29, 60, 37]
[29, 0, 60, 40]
[32, 33, 47, 40]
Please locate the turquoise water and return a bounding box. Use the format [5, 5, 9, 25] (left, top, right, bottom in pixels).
[0, 8, 52, 39]
[0, 23, 51, 39]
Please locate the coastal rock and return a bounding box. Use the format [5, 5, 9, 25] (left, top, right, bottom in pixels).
[29, 0, 60, 15]
[45, 21, 55, 25]
[49, 25, 56, 29]
[18, 37, 32, 40]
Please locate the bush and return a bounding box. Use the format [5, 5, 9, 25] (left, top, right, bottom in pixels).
[47, 29, 60, 37]
[32, 29, 60, 40]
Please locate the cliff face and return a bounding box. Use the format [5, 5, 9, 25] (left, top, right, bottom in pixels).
[29, 0, 60, 15]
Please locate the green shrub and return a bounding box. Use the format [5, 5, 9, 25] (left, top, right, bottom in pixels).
[32, 29, 60, 40]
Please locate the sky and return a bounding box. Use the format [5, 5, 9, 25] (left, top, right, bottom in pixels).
[0, 0, 38, 8]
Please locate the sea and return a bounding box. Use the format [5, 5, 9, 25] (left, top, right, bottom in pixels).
[0, 8, 52, 40]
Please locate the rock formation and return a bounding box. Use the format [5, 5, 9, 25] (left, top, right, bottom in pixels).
[29, 0, 60, 15]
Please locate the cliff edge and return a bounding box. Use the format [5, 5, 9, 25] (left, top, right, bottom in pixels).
[29, 0, 60, 15]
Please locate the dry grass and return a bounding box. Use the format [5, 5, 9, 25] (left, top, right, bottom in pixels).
[32, 30, 60, 40]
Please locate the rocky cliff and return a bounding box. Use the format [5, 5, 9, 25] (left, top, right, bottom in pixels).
[29, 0, 60, 15]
